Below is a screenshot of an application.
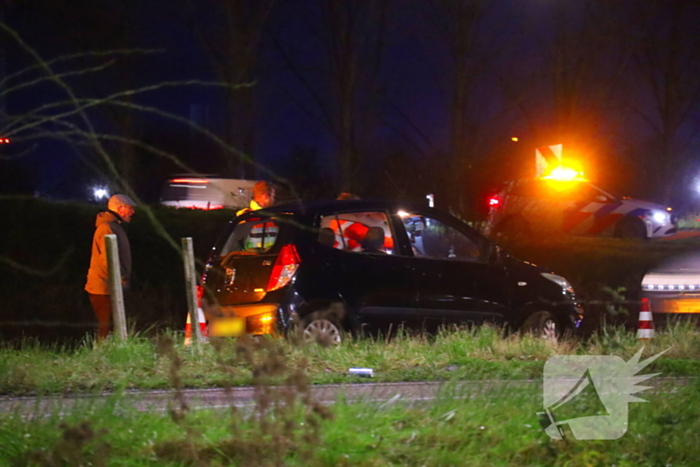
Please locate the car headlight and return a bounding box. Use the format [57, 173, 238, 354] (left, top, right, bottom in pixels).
[541, 273, 575, 294]
[652, 211, 668, 223]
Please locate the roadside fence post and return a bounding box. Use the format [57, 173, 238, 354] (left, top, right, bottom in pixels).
[105, 234, 128, 341]
[182, 237, 203, 346]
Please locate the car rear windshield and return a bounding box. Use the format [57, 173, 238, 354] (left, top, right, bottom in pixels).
[219, 216, 281, 256]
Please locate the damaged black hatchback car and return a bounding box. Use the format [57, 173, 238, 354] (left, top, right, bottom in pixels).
[199, 199, 583, 343]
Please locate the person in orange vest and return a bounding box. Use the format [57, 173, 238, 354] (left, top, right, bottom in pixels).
[235, 181, 277, 250]
[237, 181, 276, 216]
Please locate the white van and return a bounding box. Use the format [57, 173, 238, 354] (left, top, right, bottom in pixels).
[160, 177, 257, 210]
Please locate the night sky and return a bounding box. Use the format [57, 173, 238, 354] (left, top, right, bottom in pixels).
[2, 1, 700, 213]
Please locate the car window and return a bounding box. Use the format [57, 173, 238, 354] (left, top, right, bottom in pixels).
[401, 213, 483, 262]
[220, 216, 279, 255]
[319, 211, 395, 255]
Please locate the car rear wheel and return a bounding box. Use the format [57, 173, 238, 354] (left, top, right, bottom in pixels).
[301, 314, 344, 346]
[521, 311, 559, 341]
[615, 217, 647, 240]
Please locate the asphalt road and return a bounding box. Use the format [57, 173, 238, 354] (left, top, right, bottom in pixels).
[1, 377, 695, 419]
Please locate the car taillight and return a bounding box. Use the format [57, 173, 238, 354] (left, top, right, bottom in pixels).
[267, 244, 301, 292]
[488, 196, 500, 207]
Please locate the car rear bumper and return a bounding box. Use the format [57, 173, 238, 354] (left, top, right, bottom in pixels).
[643, 293, 700, 314]
[205, 303, 281, 336]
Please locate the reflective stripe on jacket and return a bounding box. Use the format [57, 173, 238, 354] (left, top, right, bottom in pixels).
[245, 221, 278, 250]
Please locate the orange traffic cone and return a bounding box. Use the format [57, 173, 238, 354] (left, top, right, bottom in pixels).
[637, 298, 654, 339]
[184, 308, 208, 345]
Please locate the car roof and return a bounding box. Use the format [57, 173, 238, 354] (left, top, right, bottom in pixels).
[501, 178, 619, 199]
[229, 198, 489, 242]
[258, 198, 441, 216]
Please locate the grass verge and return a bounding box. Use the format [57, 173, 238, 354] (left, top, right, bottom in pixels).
[1, 321, 699, 395]
[1, 377, 698, 466]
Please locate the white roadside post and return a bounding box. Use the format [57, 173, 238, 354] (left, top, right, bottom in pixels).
[105, 234, 128, 341]
[182, 237, 203, 346]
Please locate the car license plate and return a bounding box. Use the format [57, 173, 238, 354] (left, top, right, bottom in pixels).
[209, 317, 246, 337]
[666, 298, 700, 314]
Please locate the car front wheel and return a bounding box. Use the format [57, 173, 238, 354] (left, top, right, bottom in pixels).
[615, 217, 647, 239]
[521, 311, 559, 341]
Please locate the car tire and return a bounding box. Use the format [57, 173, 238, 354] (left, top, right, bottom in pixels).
[615, 217, 647, 240]
[301, 311, 345, 346]
[520, 311, 559, 341]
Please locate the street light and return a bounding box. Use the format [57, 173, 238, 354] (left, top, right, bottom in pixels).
[93, 187, 109, 200]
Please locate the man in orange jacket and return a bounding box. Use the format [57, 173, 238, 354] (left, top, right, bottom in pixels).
[85, 194, 136, 340]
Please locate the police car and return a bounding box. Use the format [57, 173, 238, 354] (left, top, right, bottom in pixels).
[485, 177, 677, 239]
